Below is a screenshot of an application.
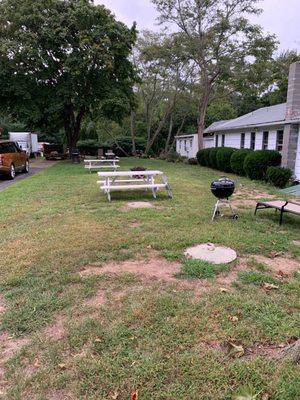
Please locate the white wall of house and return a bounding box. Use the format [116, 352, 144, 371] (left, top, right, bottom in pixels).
[294, 127, 300, 180]
[213, 126, 284, 152]
[176, 134, 198, 158]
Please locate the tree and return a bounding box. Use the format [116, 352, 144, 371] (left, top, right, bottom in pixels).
[152, 0, 277, 149]
[0, 0, 136, 151]
[133, 31, 195, 155]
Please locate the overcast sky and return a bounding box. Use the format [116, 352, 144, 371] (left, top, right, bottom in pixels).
[96, 0, 300, 53]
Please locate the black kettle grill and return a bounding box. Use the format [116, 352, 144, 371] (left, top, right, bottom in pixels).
[211, 177, 238, 220]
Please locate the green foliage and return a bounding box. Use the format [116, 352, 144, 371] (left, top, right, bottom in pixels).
[0, 0, 137, 148]
[216, 147, 236, 172]
[77, 139, 99, 156]
[103, 136, 146, 156]
[178, 259, 231, 279]
[209, 147, 220, 169]
[244, 150, 282, 180]
[230, 149, 253, 176]
[196, 148, 211, 166]
[266, 166, 293, 188]
[166, 150, 181, 162]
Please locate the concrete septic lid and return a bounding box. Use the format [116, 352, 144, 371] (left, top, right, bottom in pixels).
[126, 201, 154, 209]
[184, 243, 237, 265]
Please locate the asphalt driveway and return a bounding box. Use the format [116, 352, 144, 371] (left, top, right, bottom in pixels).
[0, 159, 58, 191]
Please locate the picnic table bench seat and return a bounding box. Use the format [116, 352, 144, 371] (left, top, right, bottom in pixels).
[97, 170, 173, 202]
[255, 200, 300, 225]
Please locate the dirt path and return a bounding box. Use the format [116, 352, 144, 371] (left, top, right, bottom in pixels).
[0, 159, 58, 192]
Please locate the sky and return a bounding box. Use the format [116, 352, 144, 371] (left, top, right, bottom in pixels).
[96, 0, 300, 53]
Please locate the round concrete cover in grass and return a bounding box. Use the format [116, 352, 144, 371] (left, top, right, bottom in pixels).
[127, 201, 154, 209]
[184, 243, 237, 264]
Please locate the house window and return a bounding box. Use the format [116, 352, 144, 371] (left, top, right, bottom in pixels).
[215, 135, 219, 147]
[179, 140, 182, 150]
[221, 134, 225, 147]
[276, 130, 284, 152]
[184, 140, 187, 151]
[250, 132, 256, 150]
[263, 131, 269, 150]
[240, 133, 245, 149]
[190, 139, 193, 148]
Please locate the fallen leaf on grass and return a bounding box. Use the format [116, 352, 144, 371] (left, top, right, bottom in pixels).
[58, 363, 67, 370]
[228, 315, 239, 322]
[219, 287, 230, 293]
[131, 390, 139, 400]
[269, 251, 282, 259]
[226, 342, 245, 358]
[262, 283, 279, 290]
[111, 392, 119, 399]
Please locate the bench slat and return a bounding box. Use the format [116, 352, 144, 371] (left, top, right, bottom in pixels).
[100, 183, 167, 191]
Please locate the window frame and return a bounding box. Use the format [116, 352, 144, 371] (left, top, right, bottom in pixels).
[215, 135, 219, 148]
[250, 132, 256, 150]
[240, 133, 245, 149]
[276, 130, 284, 152]
[262, 131, 269, 150]
[221, 134, 225, 147]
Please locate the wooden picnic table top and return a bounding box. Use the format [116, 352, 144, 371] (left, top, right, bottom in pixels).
[98, 170, 163, 177]
[84, 159, 119, 163]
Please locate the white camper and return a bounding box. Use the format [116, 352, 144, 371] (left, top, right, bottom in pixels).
[9, 132, 39, 156]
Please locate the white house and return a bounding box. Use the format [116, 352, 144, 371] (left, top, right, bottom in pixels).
[176, 62, 300, 180]
[175, 133, 214, 158]
[204, 62, 300, 180]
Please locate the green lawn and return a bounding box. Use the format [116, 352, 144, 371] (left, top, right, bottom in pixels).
[0, 159, 299, 399]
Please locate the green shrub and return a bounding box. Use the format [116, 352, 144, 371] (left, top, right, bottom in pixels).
[166, 150, 180, 162]
[266, 166, 292, 188]
[77, 139, 99, 156]
[209, 147, 220, 169]
[230, 149, 252, 176]
[244, 150, 282, 180]
[196, 148, 211, 166]
[216, 147, 236, 172]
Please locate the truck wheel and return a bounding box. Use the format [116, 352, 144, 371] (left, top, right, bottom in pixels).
[8, 164, 15, 180]
[23, 160, 29, 173]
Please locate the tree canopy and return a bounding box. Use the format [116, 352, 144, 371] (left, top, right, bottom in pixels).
[0, 0, 137, 150]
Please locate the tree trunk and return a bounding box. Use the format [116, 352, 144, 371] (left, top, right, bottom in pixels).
[64, 105, 85, 156]
[164, 114, 173, 154]
[130, 110, 137, 156]
[197, 82, 211, 151]
[145, 103, 173, 155]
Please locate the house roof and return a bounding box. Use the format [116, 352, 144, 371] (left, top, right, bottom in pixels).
[204, 103, 287, 133]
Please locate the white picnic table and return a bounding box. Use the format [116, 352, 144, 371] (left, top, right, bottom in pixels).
[84, 158, 119, 173]
[97, 170, 173, 202]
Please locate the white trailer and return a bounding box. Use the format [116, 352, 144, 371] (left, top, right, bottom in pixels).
[9, 132, 39, 156]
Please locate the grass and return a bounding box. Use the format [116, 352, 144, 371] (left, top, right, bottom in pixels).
[0, 158, 299, 399]
[238, 271, 280, 286]
[178, 259, 231, 279]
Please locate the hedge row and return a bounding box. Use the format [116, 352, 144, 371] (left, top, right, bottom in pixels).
[197, 147, 291, 187]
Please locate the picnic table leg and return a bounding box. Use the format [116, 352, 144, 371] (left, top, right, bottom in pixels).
[150, 176, 157, 199]
[163, 175, 173, 199]
[105, 177, 112, 202]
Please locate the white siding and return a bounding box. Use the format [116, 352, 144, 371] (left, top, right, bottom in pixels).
[255, 132, 263, 150]
[294, 127, 300, 180]
[203, 138, 214, 149]
[176, 135, 198, 158]
[222, 132, 241, 148]
[268, 131, 277, 150]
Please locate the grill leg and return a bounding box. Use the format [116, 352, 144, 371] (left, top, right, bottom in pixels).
[212, 200, 220, 221]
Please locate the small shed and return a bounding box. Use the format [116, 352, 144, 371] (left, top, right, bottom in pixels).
[175, 133, 214, 158]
